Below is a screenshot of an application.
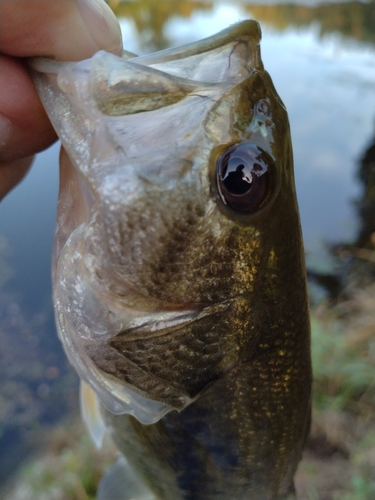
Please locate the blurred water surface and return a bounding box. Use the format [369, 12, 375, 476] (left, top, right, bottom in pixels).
[0, 0, 374, 487]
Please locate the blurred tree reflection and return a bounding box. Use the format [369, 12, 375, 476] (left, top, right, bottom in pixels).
[355, 131, 375, 251]
[335, 128, 375, 288]
[108, 1, 375, 49]
[309, 127, 375, 300]
[109, 0, 212, 51]
[247, 2, 375, 45]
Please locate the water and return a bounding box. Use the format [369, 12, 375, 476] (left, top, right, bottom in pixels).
[0, 0, 374, 486]
[0, 143, 59, 314]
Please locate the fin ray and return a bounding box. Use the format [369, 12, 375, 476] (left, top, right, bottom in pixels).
[97, 455, 155, 500]
[80, 380, 106, 448]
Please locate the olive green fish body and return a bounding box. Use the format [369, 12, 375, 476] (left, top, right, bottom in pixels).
[30, 20, 311, 500]
[102, 149, 311, 499]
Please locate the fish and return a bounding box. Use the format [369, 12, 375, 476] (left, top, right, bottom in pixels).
[30, 20, 311, 500]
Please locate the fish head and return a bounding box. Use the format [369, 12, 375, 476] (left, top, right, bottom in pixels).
[31, 21, 306, 424]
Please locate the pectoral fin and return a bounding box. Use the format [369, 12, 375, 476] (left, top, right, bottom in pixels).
[80, 380, 106, 449]
[97, 455, 155, 500]
[85, 301, 240, 410]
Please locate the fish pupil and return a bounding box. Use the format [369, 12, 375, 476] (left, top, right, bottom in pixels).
[222, 163, 252, 195]
[216, 143, 274, 213]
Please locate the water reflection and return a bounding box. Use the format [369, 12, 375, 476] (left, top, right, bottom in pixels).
[245, 2, 375, 45]
[328, 130, 375, 297]
[306, 129, 375, 302]
[108, 0, 375, 52]
[353, 132, 375, 251]
[111, 1, 213, 51]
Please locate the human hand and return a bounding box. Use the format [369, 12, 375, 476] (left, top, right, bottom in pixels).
[0, 0, 122, 200]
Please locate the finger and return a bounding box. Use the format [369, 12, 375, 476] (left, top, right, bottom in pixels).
[0, 0, 123, 160]
[0, 0, 123, 60]
[0, 156, 34, 201]
[0, 0, 123, 197]
[0, 55, 57, 163]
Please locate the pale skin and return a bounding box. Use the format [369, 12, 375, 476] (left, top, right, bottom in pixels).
[0, 0, 122, 200]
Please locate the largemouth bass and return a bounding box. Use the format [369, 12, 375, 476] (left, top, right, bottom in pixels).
[30, 21, 311, 500]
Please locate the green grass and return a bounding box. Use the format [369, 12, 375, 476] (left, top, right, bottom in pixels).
[311, 316, 375, 412]
[3, 423, 116, 500]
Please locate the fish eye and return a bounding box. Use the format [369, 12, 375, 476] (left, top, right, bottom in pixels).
[216, 143, 274, 213]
